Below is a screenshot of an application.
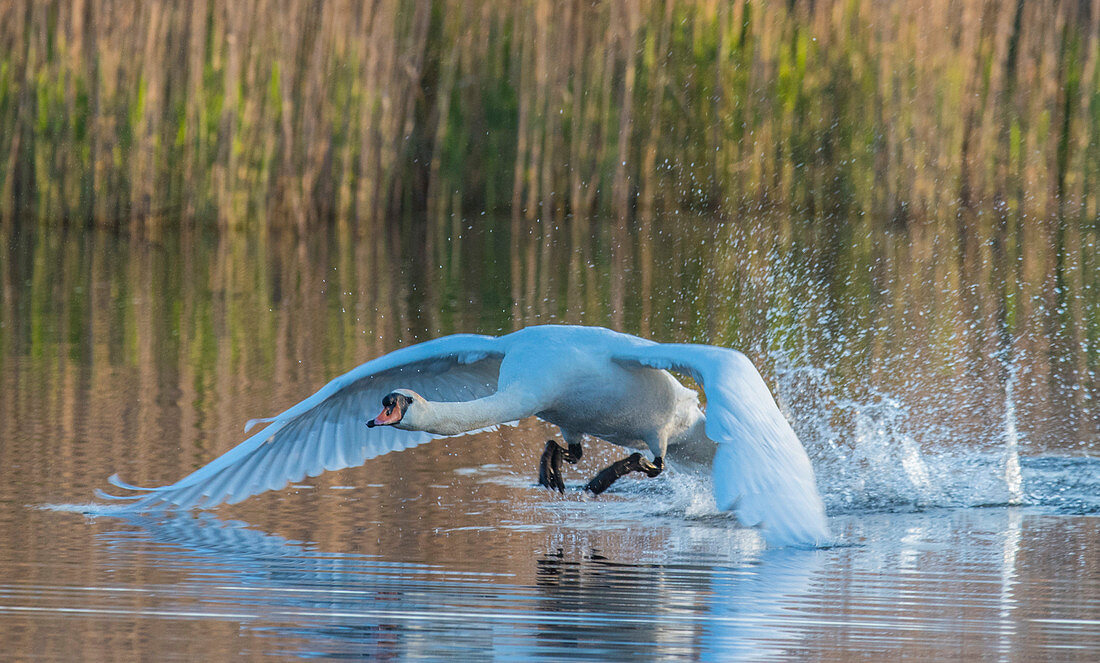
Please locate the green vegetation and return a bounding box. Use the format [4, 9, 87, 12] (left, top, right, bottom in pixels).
[1, 0, 1097, 230]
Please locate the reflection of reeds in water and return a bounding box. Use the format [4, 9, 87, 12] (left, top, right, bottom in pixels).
[0, 0, 1098, 229]
[2, 212, 1095, 508]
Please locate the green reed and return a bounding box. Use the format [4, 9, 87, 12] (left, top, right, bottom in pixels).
[1, 0, 1097, 231]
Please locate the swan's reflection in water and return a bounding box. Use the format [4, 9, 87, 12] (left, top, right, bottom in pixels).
[37, 498, 1100, 659]
[95, 511, 824, 660]
[532, 546, 825, 661]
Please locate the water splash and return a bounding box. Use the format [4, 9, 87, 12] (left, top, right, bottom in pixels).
[742, 240, 1034, 515]
[773, 359, 1023, 514]
[1001, 362, 1024, 505]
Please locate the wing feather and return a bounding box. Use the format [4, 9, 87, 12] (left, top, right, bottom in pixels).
[613, 342, 829, 547]
[102, 334, 505, 511]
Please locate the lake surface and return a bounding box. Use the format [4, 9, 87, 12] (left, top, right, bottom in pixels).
[2, 219, 1098, 660]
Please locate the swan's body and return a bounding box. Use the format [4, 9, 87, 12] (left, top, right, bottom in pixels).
[102, 325, 829, 547]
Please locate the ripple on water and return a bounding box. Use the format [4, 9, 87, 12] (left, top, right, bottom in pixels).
[8, 456, 1098, 660]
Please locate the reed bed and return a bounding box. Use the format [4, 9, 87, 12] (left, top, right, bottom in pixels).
[1, 0, 1097, 231]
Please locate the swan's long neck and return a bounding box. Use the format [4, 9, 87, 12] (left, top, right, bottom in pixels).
[403, 390, 539, 436]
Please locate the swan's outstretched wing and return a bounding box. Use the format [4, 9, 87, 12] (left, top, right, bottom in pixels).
[100, 334, 506, 511]
[612, 343, 829, 547]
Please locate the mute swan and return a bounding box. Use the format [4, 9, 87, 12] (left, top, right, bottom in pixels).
[101, 325, 829, 547]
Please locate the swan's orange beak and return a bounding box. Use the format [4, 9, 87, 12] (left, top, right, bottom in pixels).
[367, 406, 402, 427]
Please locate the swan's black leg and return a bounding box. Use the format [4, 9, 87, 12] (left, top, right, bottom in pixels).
[584, 454, 663, 495]
[538, 439, 584, 493]
[538, 440, 565, 493]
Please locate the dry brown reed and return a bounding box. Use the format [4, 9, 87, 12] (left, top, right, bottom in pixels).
[0, 0, 1097, 231]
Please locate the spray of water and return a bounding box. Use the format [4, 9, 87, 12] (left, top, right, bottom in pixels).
[1001, 362, 1024, 505]
[747, 240, 1029, 514]
[773, 361, 1025, 513]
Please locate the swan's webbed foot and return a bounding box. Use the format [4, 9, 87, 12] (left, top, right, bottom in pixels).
[538, 439, 583, 493]
[538, 441, 565, 492]
[584, 454, 664, 495]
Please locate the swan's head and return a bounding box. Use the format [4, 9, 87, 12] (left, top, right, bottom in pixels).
[367, 389, 421, 429]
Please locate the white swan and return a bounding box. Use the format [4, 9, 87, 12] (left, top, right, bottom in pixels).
[101, 325, 829, 547]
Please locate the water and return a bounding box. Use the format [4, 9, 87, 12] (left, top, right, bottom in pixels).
[10, 447, 1100, 661]
[2, 220, 1098, 660]
[8, 459, 1100, 660]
